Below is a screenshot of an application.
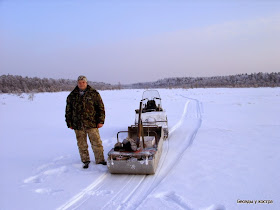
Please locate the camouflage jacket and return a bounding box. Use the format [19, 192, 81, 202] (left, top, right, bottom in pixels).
[65, 85, 105, 130]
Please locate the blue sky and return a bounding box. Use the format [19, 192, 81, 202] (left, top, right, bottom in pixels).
[1, 0, 280, 84]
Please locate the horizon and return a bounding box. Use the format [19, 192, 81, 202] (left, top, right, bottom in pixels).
[1, 1, 280, 85]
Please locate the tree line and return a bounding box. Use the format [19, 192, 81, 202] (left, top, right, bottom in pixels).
[1, 72, 279, 93]
[126, 72, 280, 89]
[0, 75, 116, 93]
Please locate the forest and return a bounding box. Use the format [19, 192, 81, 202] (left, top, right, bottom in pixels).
[0, 75, 115, 93]
[0, 72, 280, 93]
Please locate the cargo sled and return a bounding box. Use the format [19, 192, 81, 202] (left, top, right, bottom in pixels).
[107, 90, 168, 175]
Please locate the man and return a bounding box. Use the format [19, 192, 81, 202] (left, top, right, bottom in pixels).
[65, 75, 106, 169]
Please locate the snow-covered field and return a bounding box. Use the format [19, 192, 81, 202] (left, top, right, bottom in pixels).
[0, 88, 279, 210]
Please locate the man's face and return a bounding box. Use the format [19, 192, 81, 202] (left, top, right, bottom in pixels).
[78, 80, 87, 90]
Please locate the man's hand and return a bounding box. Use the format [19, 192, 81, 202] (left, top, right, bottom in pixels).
[97, 124, 104, 128]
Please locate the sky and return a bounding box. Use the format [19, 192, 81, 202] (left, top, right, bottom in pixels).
[0, 0, 280, 84]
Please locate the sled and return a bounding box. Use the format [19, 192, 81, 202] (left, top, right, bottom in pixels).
[107, 90, 168, 175]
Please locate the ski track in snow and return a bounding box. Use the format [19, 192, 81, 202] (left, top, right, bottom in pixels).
[100, 175, 138, 210]
[56, 173, 108, 210]
[55, 95, 202, 210]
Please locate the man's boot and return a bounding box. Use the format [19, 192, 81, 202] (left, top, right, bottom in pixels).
[83, 161, 90, 169]
[97, 161, 107, 165]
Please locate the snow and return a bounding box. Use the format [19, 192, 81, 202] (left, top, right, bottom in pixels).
[0, 88, 279, 210]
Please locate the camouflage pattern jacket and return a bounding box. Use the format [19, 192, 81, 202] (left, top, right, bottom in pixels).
[65, 85, 105, 130]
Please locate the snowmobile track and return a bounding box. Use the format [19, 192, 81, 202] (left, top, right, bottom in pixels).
[129, 97, 202, 210]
